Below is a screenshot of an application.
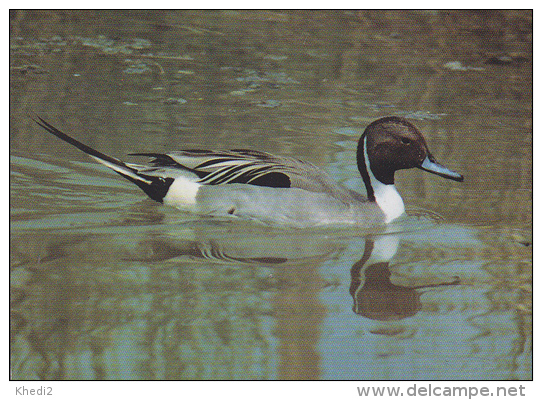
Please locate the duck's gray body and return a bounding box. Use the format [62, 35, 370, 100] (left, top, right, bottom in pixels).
[33, 116, 463, 228]
[132, 147, 384, 226]
[189, 184, 384, 227]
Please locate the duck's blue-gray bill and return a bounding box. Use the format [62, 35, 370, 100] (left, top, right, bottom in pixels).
[419, 157, 464, 182]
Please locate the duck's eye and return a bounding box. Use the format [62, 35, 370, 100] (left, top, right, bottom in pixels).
[401, 137, 411, 145]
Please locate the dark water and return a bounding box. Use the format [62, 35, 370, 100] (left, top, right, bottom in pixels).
[10, 10, 531, 380]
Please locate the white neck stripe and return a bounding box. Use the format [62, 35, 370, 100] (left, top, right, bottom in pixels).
[363, 137, 405, 222]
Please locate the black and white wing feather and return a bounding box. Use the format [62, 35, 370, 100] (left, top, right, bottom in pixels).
[132, 150, 294, 188]
[131, 149, 350, 198]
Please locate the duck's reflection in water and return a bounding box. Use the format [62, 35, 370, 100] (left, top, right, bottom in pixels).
[10, 222, 470, 379]
[349, 236, 459, 321]
[131, 228, 460, 321]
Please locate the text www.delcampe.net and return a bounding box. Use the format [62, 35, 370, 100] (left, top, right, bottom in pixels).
[357, 384, 526, 398]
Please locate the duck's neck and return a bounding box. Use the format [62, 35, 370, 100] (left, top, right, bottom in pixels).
[358, 135, 405, 223]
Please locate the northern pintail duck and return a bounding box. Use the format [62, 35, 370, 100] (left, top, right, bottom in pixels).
[34, 116, 463, 227]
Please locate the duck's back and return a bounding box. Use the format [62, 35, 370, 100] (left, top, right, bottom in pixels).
[137, 149, 360, 203]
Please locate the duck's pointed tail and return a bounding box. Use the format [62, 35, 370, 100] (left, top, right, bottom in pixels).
[33, 116, 173, 203]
